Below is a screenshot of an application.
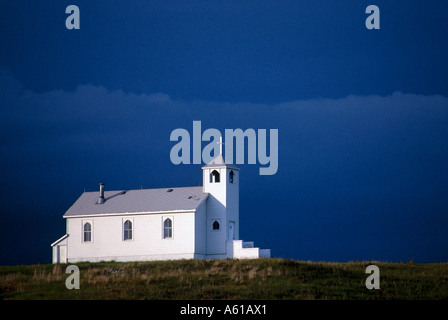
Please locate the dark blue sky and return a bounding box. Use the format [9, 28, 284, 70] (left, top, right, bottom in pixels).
[1, 1, 448, 264]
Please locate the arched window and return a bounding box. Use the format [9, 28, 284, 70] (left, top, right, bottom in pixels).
[124, 220, 133, 240]
[164, 218, 172, 239]
[83, 222, 92, 242]
[229, 170, 234, 183]
[210, 170, 220, 183]
[213, 220, 220, 230]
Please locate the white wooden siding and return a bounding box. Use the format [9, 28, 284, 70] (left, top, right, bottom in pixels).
[66, 211, 196, 262]
[194, 199, 207, 255]
[226, 168, 239, 241]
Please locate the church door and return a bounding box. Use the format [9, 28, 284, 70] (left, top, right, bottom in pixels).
[58, 245, 67, 263]
[228, 221, 235, 241]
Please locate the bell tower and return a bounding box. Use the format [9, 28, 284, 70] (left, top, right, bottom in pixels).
[202, 137, 239, 256]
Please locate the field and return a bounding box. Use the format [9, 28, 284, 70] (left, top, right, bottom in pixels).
[0, 258, 447, 300]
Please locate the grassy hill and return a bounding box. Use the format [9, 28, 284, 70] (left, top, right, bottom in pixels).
[1, 258, 447, 300]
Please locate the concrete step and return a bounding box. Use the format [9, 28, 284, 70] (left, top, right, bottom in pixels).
[226, 240, 271, 259]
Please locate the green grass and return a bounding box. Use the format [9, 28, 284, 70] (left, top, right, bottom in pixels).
[0, 258, 447, 300]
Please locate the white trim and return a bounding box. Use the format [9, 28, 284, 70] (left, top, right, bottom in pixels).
[51, 234, 69, 247]
[63, 209, 197, 219]
[201, 165, 239, 170]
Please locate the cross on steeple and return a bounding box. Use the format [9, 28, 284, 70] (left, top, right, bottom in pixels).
[217, 135, 224, 156]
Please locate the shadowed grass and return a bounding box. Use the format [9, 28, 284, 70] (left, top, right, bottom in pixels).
[0, 259, 447, 300]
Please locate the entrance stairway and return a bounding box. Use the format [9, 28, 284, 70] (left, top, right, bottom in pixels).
[226, 240, 271, 259]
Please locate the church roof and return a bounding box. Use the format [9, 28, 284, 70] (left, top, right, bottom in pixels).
[63, 186, 208, 217]
[202, 154, 239, 170]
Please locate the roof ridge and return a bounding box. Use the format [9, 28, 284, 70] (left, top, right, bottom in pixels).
[81, 185, 203, 193]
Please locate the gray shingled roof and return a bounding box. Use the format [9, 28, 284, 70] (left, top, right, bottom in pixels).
[63, 186, 208, 217]
[202, 154, 239, 169]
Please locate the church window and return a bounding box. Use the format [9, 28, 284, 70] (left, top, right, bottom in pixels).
[210, 170, 220, 183]
[164, 218, 173, 239]
[83, 222, 92, 242]
[213, 220, 220, 230]
[124, 220, 133, 240]
[229, 170, 234, 183]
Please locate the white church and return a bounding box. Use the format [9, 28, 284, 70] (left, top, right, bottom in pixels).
[51, 154, 270, 263]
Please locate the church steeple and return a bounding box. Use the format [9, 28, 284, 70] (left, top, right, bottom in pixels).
[202, 139, 239, 186]
[202, 135, 240, 248]
[202, 135, 238, 171]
